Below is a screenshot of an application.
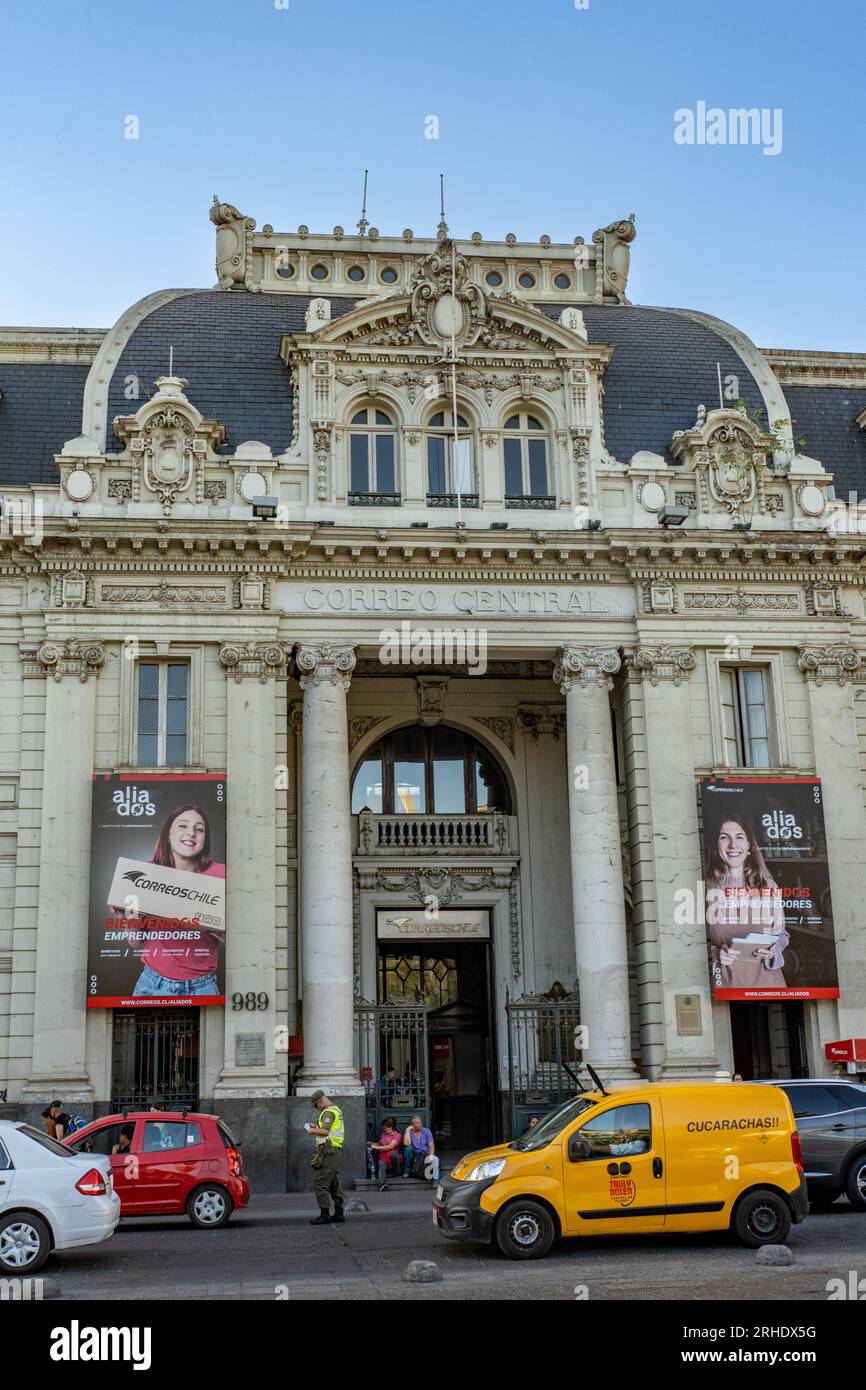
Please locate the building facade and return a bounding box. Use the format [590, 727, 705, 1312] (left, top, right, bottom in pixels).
[1, 203, 865, 1187]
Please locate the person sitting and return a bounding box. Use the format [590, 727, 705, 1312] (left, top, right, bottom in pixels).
[370, 1116, 403, 1189]
[111, 1124, 135, 1156]
[402, 1115, 439, 1181]
[608, 1128, 647, 1156]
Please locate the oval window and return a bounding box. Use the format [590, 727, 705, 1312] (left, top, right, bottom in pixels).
[485, 270, 503, 287]
[276, 263, 295, 279]
[554, 273, 571, 289]
[311, 264, 329, 280]
[381, 267, 398, 284]
[347, 265, 365, 282]
[518, 272, 536, 289]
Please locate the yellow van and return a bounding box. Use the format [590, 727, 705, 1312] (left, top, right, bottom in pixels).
[433, 1077, 808, 1259]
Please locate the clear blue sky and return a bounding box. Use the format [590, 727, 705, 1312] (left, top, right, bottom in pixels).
[2, 0, 863, 349]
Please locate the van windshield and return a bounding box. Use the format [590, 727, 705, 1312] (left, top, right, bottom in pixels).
[511, 1096, 598, 1151]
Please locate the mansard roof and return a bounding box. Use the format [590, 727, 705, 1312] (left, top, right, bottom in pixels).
[2, 285, 865, 499]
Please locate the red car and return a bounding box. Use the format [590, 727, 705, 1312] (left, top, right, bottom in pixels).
[64, 1112, 249, 1228]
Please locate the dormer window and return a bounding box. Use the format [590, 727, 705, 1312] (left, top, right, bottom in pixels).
[349, 407, 398, 503]
[503, 412, 554, 508]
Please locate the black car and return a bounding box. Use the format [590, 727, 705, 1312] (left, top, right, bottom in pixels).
[761, 1079, 866, 1209]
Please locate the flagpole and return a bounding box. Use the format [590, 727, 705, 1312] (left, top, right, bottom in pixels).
[451, 237, 462, 525]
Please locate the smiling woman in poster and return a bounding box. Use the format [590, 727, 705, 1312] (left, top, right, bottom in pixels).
[132, 804, 225, 998]
[706, 816, 789, 990]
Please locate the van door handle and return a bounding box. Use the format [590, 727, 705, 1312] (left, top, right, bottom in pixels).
[830, 1124, 846, 1131]
[653, 1157, 663, 1179]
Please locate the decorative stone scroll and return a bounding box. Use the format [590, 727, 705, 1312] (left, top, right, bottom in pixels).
[798, 645, 862, 686]
[628, 646, 697, 686]
[552, 646, 621, 692]
[26, 639, 105, 683]
[295, 642, 357, 691]
[219, 642, 290, 683]
[516, 704, 566, 742]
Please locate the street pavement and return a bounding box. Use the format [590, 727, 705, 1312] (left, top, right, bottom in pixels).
[36, 1185, 866, 1302]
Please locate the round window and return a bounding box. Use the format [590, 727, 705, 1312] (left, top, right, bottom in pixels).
[485, 270, 503, 287]
[381, 267, 398, 283]
[347, 265, 365, 282]
[518, 272, 536, 289]
[276, 263, 295, 279]
[310, 263, 329, 280]
[554, 272, 571, 289]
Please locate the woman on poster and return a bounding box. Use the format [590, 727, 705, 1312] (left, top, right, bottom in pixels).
[706, 815, 789, 991]
[131, 804, 225, 998]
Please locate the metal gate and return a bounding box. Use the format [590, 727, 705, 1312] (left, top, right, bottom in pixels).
[506, 986, 582, 1137]
[111, 1009, 200, 1110]
[354, 1002, 430, 1143]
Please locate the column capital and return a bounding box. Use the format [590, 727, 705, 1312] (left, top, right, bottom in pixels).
[219, 641, 290, 683]
[553, 646, 621, 692]
[798, 644, 862, 686]
[625, 645, 697, 686]
[22, 638, 105, 682]
[295, 641, 357, 691]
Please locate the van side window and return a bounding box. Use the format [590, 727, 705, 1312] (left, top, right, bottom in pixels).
[576, 1103, 651, 1159]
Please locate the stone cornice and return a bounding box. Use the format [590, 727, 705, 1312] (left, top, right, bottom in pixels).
[21, 638, 106, 681]
[797, 644, 862, 686]
[219, 642, 291, 683]
[553, 646, 621, 692]
[762, 348, 866, 389]
[0, 327, 106, 364]
[295, 641, 357, 691]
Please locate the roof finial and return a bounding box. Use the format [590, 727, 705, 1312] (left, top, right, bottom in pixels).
[437, 173, 449, 241]
[356, 169, 369, 237]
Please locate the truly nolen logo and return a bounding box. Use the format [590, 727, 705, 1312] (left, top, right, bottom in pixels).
[50, 1320, 152, 1370]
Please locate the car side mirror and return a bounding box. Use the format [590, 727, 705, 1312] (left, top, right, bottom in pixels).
[568, 1135, 592, 1163]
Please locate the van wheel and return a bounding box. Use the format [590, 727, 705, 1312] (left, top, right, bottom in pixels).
[495, 1200, 555, 1260]
[187, 1185, 233, 1229]
[0, 1212, 51, 1273]
[732, 1189, 791, 1247]
[843, 1154, 866, 1210]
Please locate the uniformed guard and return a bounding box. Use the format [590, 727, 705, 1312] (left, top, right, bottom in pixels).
[306, 1089, 346, 1225]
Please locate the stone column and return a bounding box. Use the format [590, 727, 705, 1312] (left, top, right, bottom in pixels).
[623, 646, 721, 1078]
[214, 642, 287, 1184]
[293, 641, 360, 1093]
[798, 645, 866, 1045]
[553, 646, 639, 1081]
[21, 638, 105, 1107]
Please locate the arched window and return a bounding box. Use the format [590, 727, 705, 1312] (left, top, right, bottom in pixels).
[425, 409, 476, 505]
[351, 726, 511, 816]
[348, 407, 398, 502]
[502, 411, 553, 508]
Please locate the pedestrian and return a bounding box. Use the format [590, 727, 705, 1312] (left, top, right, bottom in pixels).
[402, 1114, 439, 1181]
[305, 1090, 346, 1225]
[370, 1116, 403, 1190]
[41, 1100, 71, 1140]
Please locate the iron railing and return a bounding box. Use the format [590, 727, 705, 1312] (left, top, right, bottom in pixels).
[506, 987, 582, 1137]
[354, 1001, 430, 1143]
[357, 810, 511, 855]
[111, 1009, 200, 1111]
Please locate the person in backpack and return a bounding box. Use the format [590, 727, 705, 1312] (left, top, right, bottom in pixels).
[41, 1100, 72, 1140]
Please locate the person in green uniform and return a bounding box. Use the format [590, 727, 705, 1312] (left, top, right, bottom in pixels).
[306, 1090, 346, 1225]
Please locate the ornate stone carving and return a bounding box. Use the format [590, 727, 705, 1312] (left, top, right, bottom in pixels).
[288, 702, 304, 735]
[683, 589, 799, 614]
[210, 196, 257, 291]
[516, 703, 567, 741]
[203, 480, 227, 502]
[670, 405, 779, 522]
[627, 646, 697, 686]
[474, 716, 514, 753]
[113, 376, 225, 515]
[31, 639, 105, 682]
[295, 642, 357, 691]
[348, 715, 386, 750]
[312, 423, 331, 502]
[416, 676, 449, 726]
[219, 642, 289, 683]
[798, 645, 861, 686]
[805, 581, 846, 618]
[592, 215, 636, 303]
[553, 647, 621, 692]
[107, 478, 132, 502]
[101, 583, 228, 607]
[58, 570, 88, 609]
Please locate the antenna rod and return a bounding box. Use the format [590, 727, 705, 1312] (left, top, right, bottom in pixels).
[169, 345, 173, 377]
[717, 361, 724, 410]
[357, 170, 369, 237]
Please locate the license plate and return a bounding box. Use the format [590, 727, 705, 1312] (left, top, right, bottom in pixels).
[436, 1184, 444, 1201]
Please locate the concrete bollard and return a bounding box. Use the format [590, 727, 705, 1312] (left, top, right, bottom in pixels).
[403, 1260, 443, 1283]
[755, 1244, 795, 1266]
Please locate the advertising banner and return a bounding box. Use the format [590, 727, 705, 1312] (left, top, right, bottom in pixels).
[88, 774, 227, 1008]
[698, 776, 839, 1001]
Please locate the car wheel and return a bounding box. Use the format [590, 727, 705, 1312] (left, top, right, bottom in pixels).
[187, 1185, 233, 1229]
[732, 1188, 791, 1248]
[0, 1212, 51, 1274]
[843, 1154, 866, 1211]
[495, 1200, 555, 1260]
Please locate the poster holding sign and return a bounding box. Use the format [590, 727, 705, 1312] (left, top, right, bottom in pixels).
[88, 774, 227, 1008]
[698, 776, 839, 1001]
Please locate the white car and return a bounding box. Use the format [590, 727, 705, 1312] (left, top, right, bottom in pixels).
[0, 1119, 120, 1274]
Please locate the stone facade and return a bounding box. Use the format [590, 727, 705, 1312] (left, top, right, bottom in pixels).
[0, 203, 864, 1187]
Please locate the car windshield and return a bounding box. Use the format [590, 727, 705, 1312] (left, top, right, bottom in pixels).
[17, 1124, 77, 1159]
[510, 1096, 598, 1151]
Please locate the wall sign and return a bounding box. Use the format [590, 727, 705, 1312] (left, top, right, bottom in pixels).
[376, 908, 490, 941]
